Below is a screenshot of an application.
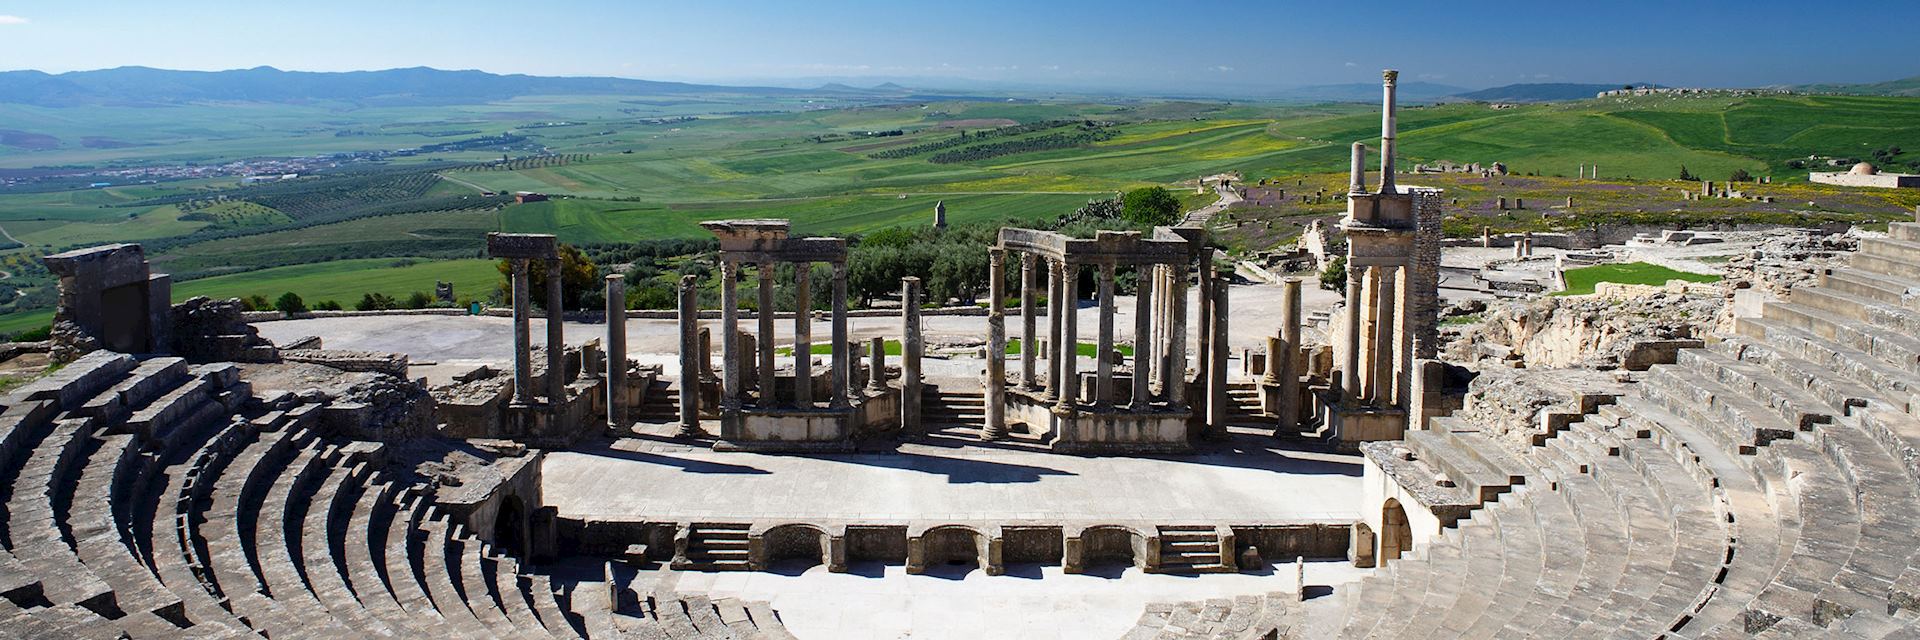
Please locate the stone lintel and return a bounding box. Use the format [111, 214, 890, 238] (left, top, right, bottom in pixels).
[486, 233, 558, 260]
[997, 227, 1193, 265]
[718, 237, 848, 265]
[43, 243, 153, 288]
[701, 218, 793, 252]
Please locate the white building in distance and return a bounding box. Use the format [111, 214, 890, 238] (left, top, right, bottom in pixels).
[1810, 162, 1919, 189]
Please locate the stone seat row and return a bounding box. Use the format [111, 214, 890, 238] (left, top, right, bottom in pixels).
[1118, 592, 1301, 640]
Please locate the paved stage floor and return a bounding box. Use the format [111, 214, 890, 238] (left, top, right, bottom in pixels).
[542, 437, 1363, 525]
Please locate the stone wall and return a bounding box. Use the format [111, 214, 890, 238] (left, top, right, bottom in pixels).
[1443, 287, 1722, 370]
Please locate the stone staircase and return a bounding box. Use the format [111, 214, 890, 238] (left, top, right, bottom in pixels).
[673, 523, 753, 571]
[631, 379, 680, 425]
[1331, 221, 1920, 638]
[923, 385, 987, 438]
[1154, 525, 1234, 574]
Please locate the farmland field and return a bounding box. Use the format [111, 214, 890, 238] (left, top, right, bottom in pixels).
[0, 87, 1918, 335]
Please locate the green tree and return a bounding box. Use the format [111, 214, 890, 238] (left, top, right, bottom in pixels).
[405, 291, 434, 309]
[355, 292, 397, 311]
[242, 294, 271, 311]
[313, 300, 343, 311]
[1121, 186, 1182, 226]
[1678, 165, 1696, 181]
[495, 243, 600, 310]
[1319, 255, 1349, 292]
[1729, 168, 1753, 182]
[273, 292, 307, 314]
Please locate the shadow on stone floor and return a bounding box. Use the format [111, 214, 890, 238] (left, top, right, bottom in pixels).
[787, 449, 1077, 484]
[571, 442, 772, 474]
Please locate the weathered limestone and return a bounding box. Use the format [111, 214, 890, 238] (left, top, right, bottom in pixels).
[720, 260, 742, 412]
[1131, 266, 1152, 412]
[901, 277, 923, 436]
[793, 266, 812, 407]
[608, 274, 629, 429]
[486, 233, 560, 409]
[756, 262, 776, 404]
[831, 261, 850, 409]
[42, 243, 172, 361]
[985, 249, 1008, 439]
[675, 275, 699, 435]
[1095, 264, 1116, 406]
[1019, 253, 1038, 390]
[546, 259, 564, 405]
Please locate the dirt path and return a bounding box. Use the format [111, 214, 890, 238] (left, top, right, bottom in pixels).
[435, 173, 493, 194]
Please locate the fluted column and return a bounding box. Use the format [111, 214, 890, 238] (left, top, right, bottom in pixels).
[509, 258, 532, 405]
[1057, 261, 1080, 411]
[1094, 263, 1116, 408]
[1195, 249, 1215, 420]
[720, 260, 741, 410]
[1045, 258, 1064, 401]
[985, 248, 1008, 438]
[756, 261, 776, 406]
[830, 261, 850, 409]
[1131, 265, 1152, 412]
[545, 259, 565, 405]
[675, 274, 700, 436]
[793, 262, 812, 407]
[1019, 252, 1038, 389]
[607, 273, 628, 429]
[901, 277, 923, 436]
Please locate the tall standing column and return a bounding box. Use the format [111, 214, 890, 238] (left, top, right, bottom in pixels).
[757, 262, 777, 405]
[1379, 69, 1399, 193]
[1278, 277, 1302, 431]
[510, 259, 532, 405]
[1019, 253, 1038, 390]
[1150, 265, 1167, 393]
[1094, 263, 1116, 407]
[546, 259, 566, 405]
[830, 261, 850, 409]
[1206, 270, 1229, 436]
[607, 274, 629, 429]
[985, 249, 1008, 439]
[793, 263, 813, 407]
[1393, 264, 1414, 408]
[1045, 259, 1064, 401]
[675, 274, 701, 435]
[1341, 262, 1364, 404]
[901, 277, 924, 436]
[720, 260, 741, 410]
[1166, 261, 1188, 406]
[1195, 249, 1215, 420]
[1373, 267, 1398, 406]
[1057, 261, 1080, 411]
[1131, 265, 1153, 412]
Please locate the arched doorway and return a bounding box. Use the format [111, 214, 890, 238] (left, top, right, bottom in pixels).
[764, 524, 830, 568]
[495, 495, 527, 558]
[1380, 499, 1412, 562]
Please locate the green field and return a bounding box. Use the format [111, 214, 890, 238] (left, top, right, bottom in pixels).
[172, 258, 504, 307]
[2, 89, 1918, 333]
[1557, 262, 1721, 296]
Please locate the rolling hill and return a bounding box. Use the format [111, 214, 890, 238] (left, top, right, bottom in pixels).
[0, 66, 813, 107]
[1451, 83, 1651, 103]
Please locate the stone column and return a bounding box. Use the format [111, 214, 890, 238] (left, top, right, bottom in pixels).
[1394, 265, 1415, 409]
[757, 261, 777, 405]
[1379, 70, 1399, 193]
[1094, 263, 1116, 408]
[1131, 267, 1153, 412]
[901, 277, 923, 435]
[1341, 262, 1363, 404]
[1206, 271, 1229, 435]
[793, 262, 813, 407]
[1057, 261, 1080, 411]
[1150, 265, 1167, 392]
[720, 260, 741, 410]
[675, 274, 700, 435]
[830, 261, 850, 409]
[985, 248, 1008, 438]
[867, 337, 886, 392]
[1371, 267, 1397, 406]
[1262, 337, 1283, 386]
[1358, 266, 1380, 402]
[546, 259, 565, 405]
[1019, 252, 1038, 390]
[1166, 261, 1188, 406]
[1278, 277, 1302, 431]
[1195, 249, 1215, 419]
[510, 258, 532, 405]
[1045, 259, 1064, 401]
[1349, 141, 1367, 193]
[606, 273, 628, 429]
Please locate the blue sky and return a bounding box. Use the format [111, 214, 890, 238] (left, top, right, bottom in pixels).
[0, 1, 1914, 92]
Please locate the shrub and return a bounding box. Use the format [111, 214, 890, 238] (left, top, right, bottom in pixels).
[10, 324, 51, 342]
[1729, 168, 1753, 182]
[405, 291, 433, 309]
[1121, 186, 1182, 226]
[273, 292, 307, 314]
[355, 292, 397, 311]
[313, 300, 343, 311]
[242, 294, 272, 311]
[1320, 255, 1348, 291]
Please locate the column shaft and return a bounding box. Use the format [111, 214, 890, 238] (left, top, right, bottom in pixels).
[607, 274, 628, 429]
[1131, 265, 1152, 412]
[1057, 262, 1080, 410]
[510, 259, 532, 405]
[675, 274, 700, 435]
[1044, 259, 1064, 401]
[1341, 263, 1364, 404]
[985, 249, 1008, 438]
[867, 336, 886, 392]
[1278, 278, 1302, 431]
[720, 260, 741, 409]
[901, 277, 923, 436]
[1194, 249, 1215, 419]
[793, 263, 813, 407]
[757, 262, 777, 406]
[1206, 270, 1229, 434]
[1019, 253, 1038, 389]
[546, 259, 566, 405]
[1094, 263, 1116, 407]
[830, 261, 850, 408]
[1166, 261, 1188, 406]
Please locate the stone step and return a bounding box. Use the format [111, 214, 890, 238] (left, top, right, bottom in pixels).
[1821, 268, 1920, 311]
[69, 431, 188, 625]
[1403, 429, 1517, 503]
[1790, 285, 1920, 337]
[1675, 348, 1834, 431]
[1733, 316, 1919, 409]
[1890, 221, 1920, 242]
[5, 417, 118, 614]
[1860, 236, 1920, 264]
[1639, 366, 1801, 454]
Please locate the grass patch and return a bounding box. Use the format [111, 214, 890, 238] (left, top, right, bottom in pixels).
[1557, 262, 1719, 296]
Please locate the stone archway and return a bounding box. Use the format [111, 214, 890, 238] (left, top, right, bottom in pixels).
[763, 524, 830, 568]
[923, 526, 986, 569]
[495, 495, 528, 558]
[1380, 498, 1412, 562]
[1082, 526, 1144, 570]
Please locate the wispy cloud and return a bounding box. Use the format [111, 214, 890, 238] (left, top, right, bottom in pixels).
[1344, 62, 1357, 68]
[0, 15, 28, 25]
[1211, 65, 1234, 73]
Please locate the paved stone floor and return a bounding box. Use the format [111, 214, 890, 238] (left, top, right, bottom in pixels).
[649, 559, 1367, 640]
[542, 438, 1361, 524]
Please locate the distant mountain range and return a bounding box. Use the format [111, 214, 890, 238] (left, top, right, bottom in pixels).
[1, 66, 1916, 108]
